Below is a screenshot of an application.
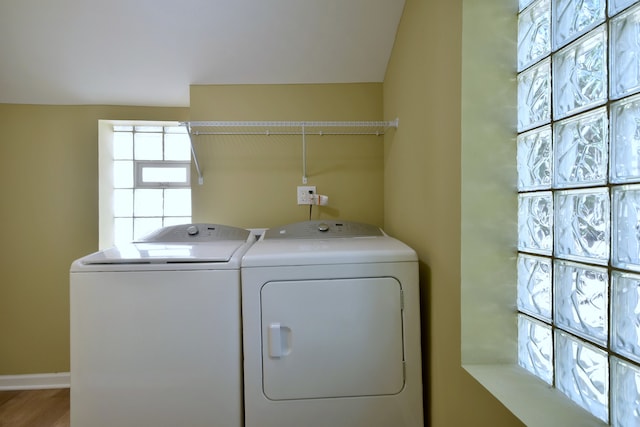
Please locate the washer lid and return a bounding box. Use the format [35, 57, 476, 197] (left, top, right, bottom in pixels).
[78, 223, 253, 265]
[79, 240, 249, 265]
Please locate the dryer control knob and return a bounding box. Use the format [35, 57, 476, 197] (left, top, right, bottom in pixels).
[187, 225, 199, 236]
[318, 223, 329, 232]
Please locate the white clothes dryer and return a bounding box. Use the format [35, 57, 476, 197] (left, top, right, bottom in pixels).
[70, 224, 255, 427]
[241, 220, 424, 427]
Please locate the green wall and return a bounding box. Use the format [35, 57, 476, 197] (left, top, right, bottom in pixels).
[384, 0, 523, 425]
[0, 105, 188, 374]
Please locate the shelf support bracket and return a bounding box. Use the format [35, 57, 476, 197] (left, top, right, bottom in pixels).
[185, 123, 204, 185]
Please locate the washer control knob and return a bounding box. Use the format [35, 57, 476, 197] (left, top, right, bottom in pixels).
[187, 225, 199, 236]
[318, 223, 329, 232]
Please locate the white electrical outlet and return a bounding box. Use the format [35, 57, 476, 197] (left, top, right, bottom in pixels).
[297, 186, 316, 205]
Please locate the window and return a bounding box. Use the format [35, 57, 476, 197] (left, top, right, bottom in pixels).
[517, 0, 640, 425]
[99, 121, 192, 248]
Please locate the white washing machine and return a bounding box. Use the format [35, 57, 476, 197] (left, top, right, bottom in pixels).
[241, 220, 424, 427]
[70, 223, 255, 427]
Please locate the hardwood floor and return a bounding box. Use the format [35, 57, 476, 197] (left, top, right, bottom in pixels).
[0, 389, 69, 427]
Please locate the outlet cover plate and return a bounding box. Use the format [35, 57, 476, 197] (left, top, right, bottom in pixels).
[297, 186, 316, 205]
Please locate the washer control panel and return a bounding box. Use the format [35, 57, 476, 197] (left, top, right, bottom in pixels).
[136, 224, 250, 243]
[264, 220, 383, 239]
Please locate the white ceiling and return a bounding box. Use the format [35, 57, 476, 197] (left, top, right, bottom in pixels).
[0, 0, 405, 107]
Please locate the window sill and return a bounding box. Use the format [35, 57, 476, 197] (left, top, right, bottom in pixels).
[463, 364, 607, 427]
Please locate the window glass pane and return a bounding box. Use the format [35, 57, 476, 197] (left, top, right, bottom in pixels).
[518, 58, 551, 131]
[610, 0, 638, 15]
[113, 132, 133, 160]
[518, 192, 554, 254]
[555, 331, 609, 422]
[611, 357, 640, 427]
[134, 133, 163, 160]
[517, 314, 553, 384]
[553, 0, 605, 49]
[141, 166, 188, 184]
[517, 254, 552, 320]
[164, 133, 191, 161]
[134, 189, 164, 217]
[517, 125, 552, 190]
[553, 25, 607, 119]
[610, 4, 640, 99]
[114, 217, 133, 246]
[554, 260, 608, 344]
[553, 107, 608, 188]
[164, 189, 192, 217]
[612, 184, 640, 271]
[611, 94, 640, 183]
[113, 161, 133, 188]
[134, 218, 163, 241]
[554, 188, 610, 264]
[165, 126, 187, 134]
[518, 0, 551, 71]
[113, 189, 133, 217]
[611, 271, 640, 362]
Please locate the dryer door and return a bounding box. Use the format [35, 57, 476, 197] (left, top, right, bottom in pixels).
[260, 277, 404, 400]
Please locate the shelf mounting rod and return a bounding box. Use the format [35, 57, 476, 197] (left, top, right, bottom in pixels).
[302, 123, 308, 184]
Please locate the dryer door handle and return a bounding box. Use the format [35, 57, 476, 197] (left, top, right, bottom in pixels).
[268, 323, 291, 358]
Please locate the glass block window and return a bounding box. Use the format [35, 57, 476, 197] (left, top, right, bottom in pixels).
[517, 1, 640, 424]
[111, 125, 192, 245]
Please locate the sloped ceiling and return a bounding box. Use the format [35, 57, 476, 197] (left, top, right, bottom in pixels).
[0, 0, 405, 106]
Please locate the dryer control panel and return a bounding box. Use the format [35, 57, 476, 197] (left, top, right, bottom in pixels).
[264, 220, 383, 239]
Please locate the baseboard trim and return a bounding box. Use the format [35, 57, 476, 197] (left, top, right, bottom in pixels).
[0, 373, 70, 390]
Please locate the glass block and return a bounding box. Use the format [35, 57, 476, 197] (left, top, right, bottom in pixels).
[135, 126, 163, 132]
[518, 58, 551, 132]
[517, 254, 552, 320]
[554, 260, 608, 344]
[611, 94, 640, 183]
[554, 188, 610, 264]
[520, 0, 536, 12]
[134, 133, 163, 160]
[555, 331, 609, 422]
[517, 126, 552, 190]
[113, 132, 133, 160]
[113, 161, 133, 189]
[113, 125, 133, 132]
[164, 126, 187, 134]
[518, 0, 551, 71]
[518, 192, 553, 255]
[163, 217, 191, 227]
[611, 271, 640, 362]
[134, 189, 164, 217]
[553, 0, 605, 49]
[611, 4, 640, 100]
[612, 185, 640, 271]
[611, 357, 640, 427]
[553, 107, 608, 188]
[164, 189, 192, 217]
[113, 217, 133, 246]
[518, 314, 553, 384]
[113, 189, 133, 217]
[164, 133, 191, 161]
[133, 218, 163, 241]
[610, 0, 638, 16]
[553, 25, 607, 120]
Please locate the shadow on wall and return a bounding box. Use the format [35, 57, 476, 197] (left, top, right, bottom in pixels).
[418, 260, 431, 420]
